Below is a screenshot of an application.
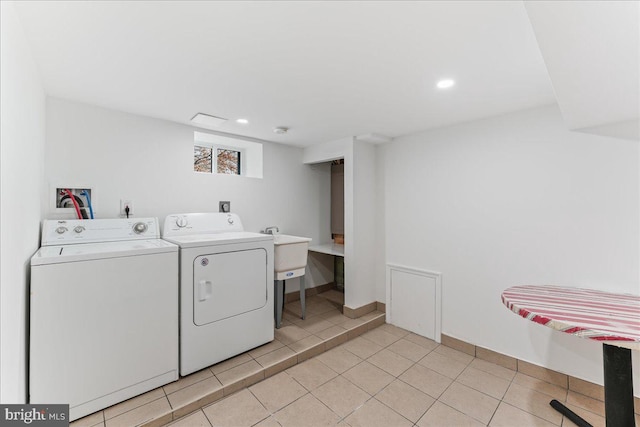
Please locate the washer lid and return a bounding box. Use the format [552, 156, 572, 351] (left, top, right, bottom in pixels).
[31, 239, 178, 265]
[162, 231, 272, 248]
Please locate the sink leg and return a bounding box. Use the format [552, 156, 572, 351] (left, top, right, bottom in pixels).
[300, 275, 306, 320]
[275, 280, 284, 329]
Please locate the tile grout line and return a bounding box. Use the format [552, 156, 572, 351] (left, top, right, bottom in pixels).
[378, 341, 441, 424]
[165, 318, 591, 427]
[75, 301, 346, 426]
[485, 366, 516, 427]
[338, 331, 422, 426]
[414, 345, 492, 425]
[148, 311, 387, 426]
[351, 333, 433, 427]
[102, 395, 168, 424]
[489, 362, 523, 426]
[340, 328, 444, 425]
[275, 315, 386, 425]
[293, 379, 350, 425]
[191, 338, 510, 427]
[187, 409, 212, 427]
[369, 392, 426, 427]
[245, 386, 276, 425]
[496, 370, 571, 426]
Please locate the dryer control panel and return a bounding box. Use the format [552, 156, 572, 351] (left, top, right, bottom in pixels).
[163, 213, 244, 236]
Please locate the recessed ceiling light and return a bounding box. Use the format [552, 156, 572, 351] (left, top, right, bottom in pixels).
[436, 79, 455, 89]
[236, 118, 249, 124]
[191, 113, 227, 127]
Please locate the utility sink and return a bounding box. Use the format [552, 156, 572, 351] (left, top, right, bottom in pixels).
[272, 234, 312, 329]
[273, 234, 312, 277]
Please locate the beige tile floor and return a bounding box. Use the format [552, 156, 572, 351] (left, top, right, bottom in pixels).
[166, 323, 640, 427]
[70, 295, 383, 427]
[71, 295, 640, 427]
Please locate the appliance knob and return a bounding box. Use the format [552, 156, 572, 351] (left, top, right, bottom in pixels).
[176, 217, 188, 228]
[55, 226, 68, 234]
[228, 218, 234, 225]
[73, 226, 85, 233]
[133, 222, 148, 234]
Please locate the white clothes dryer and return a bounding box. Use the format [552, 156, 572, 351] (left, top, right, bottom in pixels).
[162, 213, 274, 376]
[30, 218, 178, 421]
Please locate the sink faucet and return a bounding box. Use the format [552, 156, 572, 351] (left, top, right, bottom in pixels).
[264, 226, 279, 235]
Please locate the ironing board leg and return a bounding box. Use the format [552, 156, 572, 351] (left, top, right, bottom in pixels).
[275, 280, 284, 329]
[300, 275, 306, 320]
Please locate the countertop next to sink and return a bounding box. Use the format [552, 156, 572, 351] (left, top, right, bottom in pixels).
[308, 243, 344, 257]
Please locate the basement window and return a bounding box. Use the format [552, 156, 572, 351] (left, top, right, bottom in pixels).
[216, 148, 241, 175]
[194, 145, 213, 173]
[193, 131, 262, 178]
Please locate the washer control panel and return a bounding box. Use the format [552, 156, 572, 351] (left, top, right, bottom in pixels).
[133, 222, 148, 234]
[41, 217, 160, 246]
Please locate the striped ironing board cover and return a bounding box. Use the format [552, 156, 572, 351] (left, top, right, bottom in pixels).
[502, 285, 640, 350]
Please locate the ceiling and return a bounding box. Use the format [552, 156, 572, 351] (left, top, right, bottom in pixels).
[524, 1, 639, 140]
[12, 1, 637, 147]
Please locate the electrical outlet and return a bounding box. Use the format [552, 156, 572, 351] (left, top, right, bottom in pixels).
[219, 201, 230, 213]
[120, 199, 133, 217]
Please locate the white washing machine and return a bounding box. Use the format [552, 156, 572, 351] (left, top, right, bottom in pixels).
[30, 218, 178, 421]
[162, 213, 274, 376]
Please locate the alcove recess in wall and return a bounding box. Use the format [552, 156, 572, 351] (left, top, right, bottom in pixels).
[55, 187, 93, 219]
[331, 159, 344, 243]
[331, 159, 345, 291]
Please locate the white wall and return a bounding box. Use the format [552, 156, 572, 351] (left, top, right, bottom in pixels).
[45, 98, 333, 291]
[524, 1, 639, 136]
[0, 1, 47, 403]
[345, 140, 377, 308]
[302, 137, 352, 165]
[381, 105, 640, 390]
[374, 144, 387, 303]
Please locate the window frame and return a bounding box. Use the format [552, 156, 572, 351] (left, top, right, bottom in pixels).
[194, 144, 214, 174]
[193, 131, 263, 179]
[213, 145, 243, 175]
[194, 142, 246, 176]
